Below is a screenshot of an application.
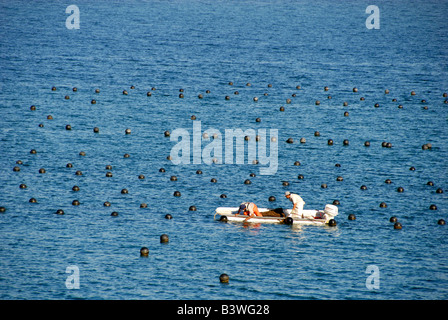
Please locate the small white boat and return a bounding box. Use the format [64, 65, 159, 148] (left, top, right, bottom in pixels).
[214, 204, 338, 226]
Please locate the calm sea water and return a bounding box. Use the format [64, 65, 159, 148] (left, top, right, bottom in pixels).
[0, 0, 447, 300]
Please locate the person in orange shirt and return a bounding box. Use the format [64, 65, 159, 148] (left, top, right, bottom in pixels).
[236, 202, 263, 221]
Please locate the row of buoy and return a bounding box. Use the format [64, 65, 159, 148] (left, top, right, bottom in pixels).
[285, 136, 435, 151]
[10, 153, 444, 216]
[345, 213, 444, 228]
[49, 84, 448, 108]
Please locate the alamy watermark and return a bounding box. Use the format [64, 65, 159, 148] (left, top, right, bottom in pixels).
[66, 5, 80, 29]
[365, 265, 380, 290]
[169, 121, 278, 175]
[66, 265, 80, 289]
[365, 5, 380, 29]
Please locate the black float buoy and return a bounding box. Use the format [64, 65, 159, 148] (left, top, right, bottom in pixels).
[244, 179, 251, 185]
[173, 191, 181, 197]
[140, 247, 149, 256]
[140, 203, 147, 208]
[72, 200, 80, 206]
[72, 185, 79, 192]
[397, 187, 404, 193]
[394, 222, 402, 230]
[55, 209, 65, 215]
[165, 214, 173, 219]
[333, 200, 340, 205]
[160, 234, 169, 243]
[438, 219, 446, 225]
[429, 204, 437, 210]
[104, 201, 111, 207]
[328, 219, 337, 226]
[111, 211, 119, 217]
[170, 175, 177, 181]
[210, 178, 217, 183]
[286, 137, 294, 144]
[121, 189, 128, 194]
[379, 202, 387, 208]
[219, 273, 229, 283]
[327, 139, 333, 145]
[219, 215, 228, 222]
[106, 172, 113, 177]
[348, 214, 356, 220]
[220, 194, 227, 198]
[390, 216, 397, 223]
[189, 205, 197, 211]
[360, 185, 367, 190]
[268, 196, 276, 201]
[436, 188, 443, 194]
[159, 168, 166, 173]
[284, 217, 293, 225]
[29, 198, 37, 203]
[0, 207, 5, 213]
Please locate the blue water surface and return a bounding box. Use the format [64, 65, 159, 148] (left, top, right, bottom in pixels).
[0, 0, 447, 300]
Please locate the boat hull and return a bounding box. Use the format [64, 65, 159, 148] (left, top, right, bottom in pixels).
[214, 206, 337, 226]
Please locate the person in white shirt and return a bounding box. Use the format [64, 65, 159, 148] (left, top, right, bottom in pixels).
[285, 191, 308, 218]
